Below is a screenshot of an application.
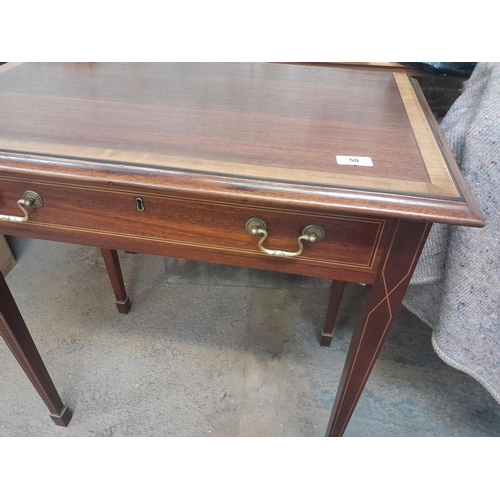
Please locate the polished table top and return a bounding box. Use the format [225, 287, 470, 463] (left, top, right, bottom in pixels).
[0, 62, 482, 226]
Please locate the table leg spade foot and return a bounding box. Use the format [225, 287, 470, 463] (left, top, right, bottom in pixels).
[115, 296, 132, 314]
[50, 405, 73, 427]
[320, 332, 333, 347]
[100, 248, 132, 315]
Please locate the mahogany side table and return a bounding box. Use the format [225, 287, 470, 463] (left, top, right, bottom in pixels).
[0, 63, 483, 436]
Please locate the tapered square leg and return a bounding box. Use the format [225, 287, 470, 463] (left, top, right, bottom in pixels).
[100, 248, 132, 314]
[320, 280, 347, 347]
[0, 271, 73, 427]
[326, 220, 432, 437]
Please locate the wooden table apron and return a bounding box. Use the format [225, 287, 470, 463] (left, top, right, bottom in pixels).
[0, 62, 483, 436]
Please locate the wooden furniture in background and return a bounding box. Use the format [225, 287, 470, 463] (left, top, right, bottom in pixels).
[0, 63, 483, 436]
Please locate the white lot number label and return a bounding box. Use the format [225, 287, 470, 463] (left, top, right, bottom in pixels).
[336, 155, 373, 167]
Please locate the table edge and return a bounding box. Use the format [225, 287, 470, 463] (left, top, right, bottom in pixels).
[0, 152, 485, 228]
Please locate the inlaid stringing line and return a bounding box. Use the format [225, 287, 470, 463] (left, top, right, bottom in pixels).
[393, 73, 459, 198]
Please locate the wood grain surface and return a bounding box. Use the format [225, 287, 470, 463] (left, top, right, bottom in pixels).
[0, 175, 390, 283]
[0, 63, 472, 201]
[0, 63, 484, 229]
[283, 62, 430, 77]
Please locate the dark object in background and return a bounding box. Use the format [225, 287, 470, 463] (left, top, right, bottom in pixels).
[407, 64, 477, 120]
[401, 62, 477, 78]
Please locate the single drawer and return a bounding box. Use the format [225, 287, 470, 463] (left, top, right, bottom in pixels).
[0, 177, 388, 281]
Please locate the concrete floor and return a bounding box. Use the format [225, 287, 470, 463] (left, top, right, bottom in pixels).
[1, 236, 500, 437]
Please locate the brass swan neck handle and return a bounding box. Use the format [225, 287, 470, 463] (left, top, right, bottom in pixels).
[0, 191, 44, 223]
[246, 218, 324, 258]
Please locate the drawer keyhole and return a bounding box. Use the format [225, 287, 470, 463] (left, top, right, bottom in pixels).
[135, 197, 145, 212]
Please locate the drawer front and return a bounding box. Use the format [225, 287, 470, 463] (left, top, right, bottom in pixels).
[0, 178, 388, 280]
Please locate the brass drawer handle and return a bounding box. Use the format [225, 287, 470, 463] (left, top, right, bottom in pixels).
[246, 218, 324, 258]
[0, 191, 44, 223]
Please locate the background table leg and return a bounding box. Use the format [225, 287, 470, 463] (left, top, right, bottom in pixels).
[320, 280, 347, 347]
[100, 248, 132, 314]
[326, 219, 431, 437]
[0, 271, 72, 427]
